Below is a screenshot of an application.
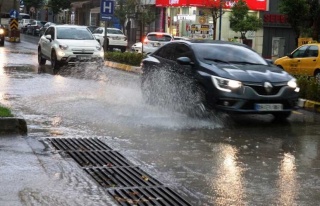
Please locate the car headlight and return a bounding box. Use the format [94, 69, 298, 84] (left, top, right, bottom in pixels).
[59, 44, 68, 50]
[0, 29, 4, 34]
[287, 79, 297, 88]
[96, 45, 101, 51]
[211, 75, 242, 92]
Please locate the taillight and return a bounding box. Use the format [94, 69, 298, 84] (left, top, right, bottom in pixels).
[143, 37, 148, 44]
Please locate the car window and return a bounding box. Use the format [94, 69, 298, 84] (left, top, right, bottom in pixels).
[292, 45, 308, 58]
[174, 44, 193, 60]
[92, 28, 103, 34]
[155, 44, 176, 60]
[305, 45, 319, 57]
[57, 27, 94, 40]
[147, 34, 172, 42]
[193, 44, 268, 65]
[106, 29, 123, 34]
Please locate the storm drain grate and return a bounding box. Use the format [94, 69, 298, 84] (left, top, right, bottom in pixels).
[47, 138, 112, 151]
[67, 150, 133, 167]
[108, 187, 192, 206]
[84, 167, 163, 188]
[47, 138, 191, 205]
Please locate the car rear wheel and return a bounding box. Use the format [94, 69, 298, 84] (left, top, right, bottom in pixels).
[38, 48, 46, 65]
[51, 51, 61, 71]
[120, 47, 126, 53]
[0, 37, 4, 46]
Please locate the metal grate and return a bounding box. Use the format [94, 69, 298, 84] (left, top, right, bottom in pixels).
[108, 187, 192, 206]
[67, 150, 133, 167]
[47, 138, 112, 151]
[84, 167, 163, 188]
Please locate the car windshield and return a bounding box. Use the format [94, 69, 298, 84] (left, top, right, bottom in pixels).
[193, 44, 268, 65]
[147, 34, 172, 42]
[57, 27, 94, 40]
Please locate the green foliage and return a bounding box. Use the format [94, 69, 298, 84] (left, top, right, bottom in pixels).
[0, 106, 13, 117]
[229, 0, 263, 39]
[47, 0, 71, 16]
[23, 0, 44, 10]
[114, 0, 136, 32]
[105, 52, 144, 66]
[296, 75, 320, 102]
[278, 0, 309, 43]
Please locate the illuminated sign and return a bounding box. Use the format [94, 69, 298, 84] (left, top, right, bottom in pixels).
[156, 0, 267, 11]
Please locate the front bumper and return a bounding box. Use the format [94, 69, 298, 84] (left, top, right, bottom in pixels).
[209, 84, 299, 114]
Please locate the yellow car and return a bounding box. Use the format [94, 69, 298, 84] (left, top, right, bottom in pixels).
[274, 43, 320, 79]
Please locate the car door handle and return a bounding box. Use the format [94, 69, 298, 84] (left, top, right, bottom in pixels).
[313, 59, 316, 61]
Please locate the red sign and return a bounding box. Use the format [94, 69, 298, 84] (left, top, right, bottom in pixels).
[155, 0, 267, 11]
[264, 14, 288, 24]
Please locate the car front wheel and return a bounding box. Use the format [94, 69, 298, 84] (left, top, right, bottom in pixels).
[51, 51, 61, 71]
[38, 48, 46, 65]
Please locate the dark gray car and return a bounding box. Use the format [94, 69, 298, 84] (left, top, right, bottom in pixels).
[141, 40, 300, 120]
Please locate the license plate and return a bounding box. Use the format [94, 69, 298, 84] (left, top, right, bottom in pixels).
[77, 56, 91, 60]
[153, 43, 161, 47]
[112, 37, 120, 40]
[255, 103, 283, 111]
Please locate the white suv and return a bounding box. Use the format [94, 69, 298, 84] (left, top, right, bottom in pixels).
[38, 25, 104, 70]
[92, 27, 127, 52]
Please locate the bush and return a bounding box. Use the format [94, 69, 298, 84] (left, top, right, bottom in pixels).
[296, 75, 320, 102]
[105, 51, 144, 66]
[0, 105, 13, 117]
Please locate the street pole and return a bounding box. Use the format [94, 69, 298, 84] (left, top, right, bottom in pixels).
[218, 1, 222, 40]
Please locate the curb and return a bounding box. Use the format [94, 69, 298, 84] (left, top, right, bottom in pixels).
[0, 118, 28, 136]
[105, 61, 142, 74]
[299, 98, 320, 113]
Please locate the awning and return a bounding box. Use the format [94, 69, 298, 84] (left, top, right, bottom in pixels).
[71, 1, 91, 9]
[90, 7, 100, 14]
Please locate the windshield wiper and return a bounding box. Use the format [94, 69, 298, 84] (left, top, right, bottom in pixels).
[203, 58, 230, 64]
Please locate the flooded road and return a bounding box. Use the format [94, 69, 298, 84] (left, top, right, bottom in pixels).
[1, 40, 320, 205]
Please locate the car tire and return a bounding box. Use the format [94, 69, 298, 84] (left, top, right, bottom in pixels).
[315, 70, 320, 81]
[186, 84, 213, 118]
[0, 38, 4, 46]
[141, 71, 158, 105]
[272, 111, 291, 121]
[32, 30, 35, 36]
[120, 47, 126, 53]
[38, 48, 46, 65]
[51, 51, 61, 71]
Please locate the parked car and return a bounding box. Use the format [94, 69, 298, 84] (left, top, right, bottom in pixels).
[19, 18, 33, 33]
[274, 43, 320, 79]
[0, 24, 5, 46]
[87, 26, 99, 33]
[141, 40, 300, 120]
[26, 20, 47, 36]
[131, 32, 173, 54]
[38, 25, 104, 70]
[92, 27, 127, 52]
[39, 22, 55, 36]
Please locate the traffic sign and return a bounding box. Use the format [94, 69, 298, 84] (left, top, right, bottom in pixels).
[100, 0, 114, 21]
[10, 19, 19, 30]
[9, 9, 19, 19]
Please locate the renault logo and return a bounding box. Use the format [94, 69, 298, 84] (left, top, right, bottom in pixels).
[264, 82, 273, 93]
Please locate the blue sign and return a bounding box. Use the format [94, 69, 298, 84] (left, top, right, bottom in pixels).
[100, 0, 114, 21]
[9, 9, 19, 18]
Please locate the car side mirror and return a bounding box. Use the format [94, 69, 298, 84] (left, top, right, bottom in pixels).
[286, 53, 293, 58]
[177, 57, 192, 65]
[45, 34, 52, 41]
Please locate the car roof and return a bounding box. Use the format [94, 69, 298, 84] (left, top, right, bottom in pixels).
[147, 32, 173, 36]
[51, 24, 88, 29]
[172, 39, 251, 48]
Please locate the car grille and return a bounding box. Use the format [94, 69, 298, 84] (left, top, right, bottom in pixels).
[245, 82, 286, 96]
[72, 49, 94, 55]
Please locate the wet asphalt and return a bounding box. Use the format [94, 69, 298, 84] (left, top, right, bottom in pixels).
[1, 37, 320, 206]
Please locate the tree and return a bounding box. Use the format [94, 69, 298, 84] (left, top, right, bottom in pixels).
[278, 0, 309, 46]
[229, 0, 262, 41]
[305, 0, 320, 41]
[47, 0, 71, 23]
[23, 0, 44, 10]
[200, 0, 224, 40]
[114, 0, 136, 32]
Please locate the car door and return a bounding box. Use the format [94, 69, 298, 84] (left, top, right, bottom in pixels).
[299, 45, 319, 76]
[286, 45, 308, 75]
[40, 27, 54, 58]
